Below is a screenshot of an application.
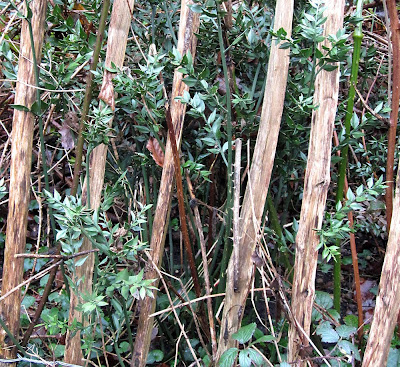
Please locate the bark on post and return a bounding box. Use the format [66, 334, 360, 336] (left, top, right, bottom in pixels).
[64, 0, 134, 364]
[362, 122, 400, 361]
[384, 0, 400, 231]
[288, 2, 344, 365]
[0, 0, 47, 364]
[216, 0, 293, 360]
[131, 2, 199, 366]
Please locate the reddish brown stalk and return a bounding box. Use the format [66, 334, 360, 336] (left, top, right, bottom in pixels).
[333, 130, 363, 342]
[165, 109, 201, 298]
[385, 0, 400, 231]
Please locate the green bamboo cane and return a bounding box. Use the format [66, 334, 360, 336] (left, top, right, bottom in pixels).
[333, 0, 363, 312]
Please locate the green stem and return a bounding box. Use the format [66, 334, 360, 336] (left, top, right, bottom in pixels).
[333, 0, 363, 312]
[71, 0, 110, 196]
[161, 0, 178, 45]
[216, 5, 234, 299]
[0, 316, 27, 356]
[122, 300, 134, 350]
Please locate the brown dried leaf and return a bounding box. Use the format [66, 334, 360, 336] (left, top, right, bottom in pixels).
[146, 137, 164, 167]
[99, 70, 115, 110]
[59, 125, 75, 150]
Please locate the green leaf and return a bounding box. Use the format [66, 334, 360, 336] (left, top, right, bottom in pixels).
[387, 348, 400, 367]
[347, 188, 355, 201]
[336, 325, 357, 338]
[252, 335, 275, 344]
[22, 295, 36, 308]
[10, 104, 30, 112]
[316, 321, 339, 343]
[232, 323, 256, 344]
[183, 76, 197, 87]
[146, 349, 164, 364]
[188, 4, 202, 13]
[247, 28, 257, 45]
[344, 314, 358, 328]
[75, 255, 88, 267]
[338, 340, 361, 361]
[50, 344, 65, 358]
[218, 348, 238, 367]
[119, 341, 130, 353]
[238, 350, 252, 367]
[322, 64, 337, 72]
[247, 348, 264, 365]
[315, 291, 333, 310]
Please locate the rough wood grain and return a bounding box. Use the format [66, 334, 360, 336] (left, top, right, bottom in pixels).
[288, 2, 344, 365]
[0, 0, 47, 364]
[131, 2, 199, 366]
[64, 0, 134, 364]
[385, 0, 400, 230]
[216, 0, 293, 360]
[362, 185, 400, 366]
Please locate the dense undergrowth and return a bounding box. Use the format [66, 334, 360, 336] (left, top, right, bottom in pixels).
[0, 0, 397, 366]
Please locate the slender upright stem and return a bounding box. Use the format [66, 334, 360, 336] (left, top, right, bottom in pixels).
[216, 3, 234, 298]
[333, 0, 363, 312]
[165, 109, 202, 298]
[71, 0, 110, 195]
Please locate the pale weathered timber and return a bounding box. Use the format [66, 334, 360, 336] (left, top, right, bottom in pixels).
[64, 0, 134, 364]
[215, 0, 293, 360]
[362, 58, 400, 362]
[362, 182, 400, 366]
[385, 0, 400, 230]
[0, 0, 47, 364]
[288, 2, 345, 365]
[131, 2, 200, 366]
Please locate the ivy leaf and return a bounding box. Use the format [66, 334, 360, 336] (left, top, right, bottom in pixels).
[146, 349, 164, 364]
[232, 323, 256, 344]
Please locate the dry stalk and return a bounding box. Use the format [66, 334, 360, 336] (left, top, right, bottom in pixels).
[145, 252, 201, 367]
[186, 173, 217, 359]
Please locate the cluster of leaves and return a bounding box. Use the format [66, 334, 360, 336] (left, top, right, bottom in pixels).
[317, 176, 386, 262]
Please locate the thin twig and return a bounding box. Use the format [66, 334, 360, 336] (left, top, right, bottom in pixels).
[186, 173, 218, 359]
[15, 248, 99, 259]
[233, 138, 242, 292]
[0, 261, 63, 303]
[145, 251, 201, 367]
